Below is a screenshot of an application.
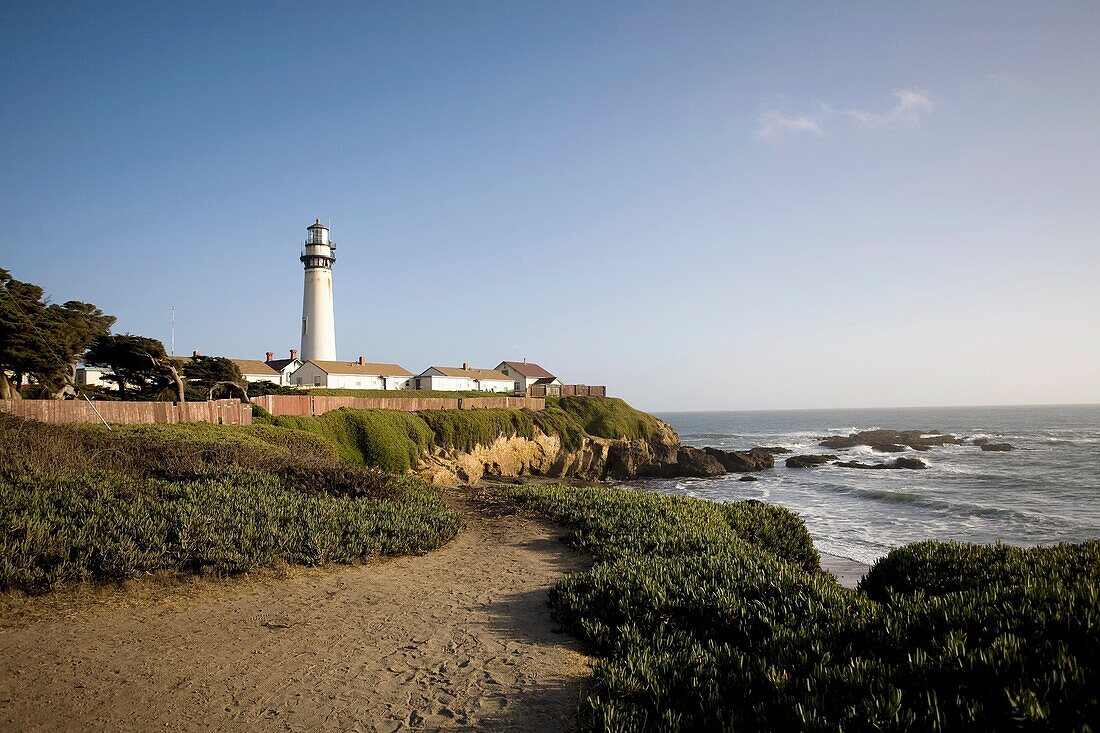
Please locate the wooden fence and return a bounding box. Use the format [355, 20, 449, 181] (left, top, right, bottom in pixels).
[1, 399, 253, 426]
[251, 394, 545, 417]
[526, 384, 606, 398]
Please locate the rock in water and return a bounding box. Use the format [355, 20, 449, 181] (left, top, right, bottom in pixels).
[739, 475, 758, 481]
[835, 457, 928, 470]
[834, 460, 890, 470]
[666, 447, 726, 477]
[836, 457, 924, 468]
[820, 429, 962, 451]
[981, 443, 1014, 452]
[754, 446, 792, 454]
[786, 454, 838, 468]
[703, 447, 775, 472]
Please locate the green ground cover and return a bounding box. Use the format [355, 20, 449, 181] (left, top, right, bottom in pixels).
[509, 484, 1100, 732]
[547, 396, 663, 441]
[0, 415, 462, 593]
[258, 396, 641, 472]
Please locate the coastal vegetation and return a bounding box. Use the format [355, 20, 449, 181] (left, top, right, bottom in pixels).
[546, 396, 663, 441]
[258, 396, 652, 472]
[0, 415, 462, 593]
[509, 484, 1099, 732]
[261, 404, 591, 472]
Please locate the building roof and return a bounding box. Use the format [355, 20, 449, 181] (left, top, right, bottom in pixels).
[533, 376, 558, 385]
[498, 361, 556, 379]
[308, 360, 413, 377]
[231, 359, 280, 376]
[425, 366, 513, 381]
[308, 218, 328, 230]
[266, 358, 299, 371]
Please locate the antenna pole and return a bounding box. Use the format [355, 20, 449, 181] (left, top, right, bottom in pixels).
[171, 305, 175, 356]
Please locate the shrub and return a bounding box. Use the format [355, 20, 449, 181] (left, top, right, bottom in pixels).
[860, 539, 1100, 601]
[0, 415, 461, 593]
[509, 484, 1100, 732]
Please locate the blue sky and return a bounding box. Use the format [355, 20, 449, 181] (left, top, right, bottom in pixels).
[2, 1, 1098, 410]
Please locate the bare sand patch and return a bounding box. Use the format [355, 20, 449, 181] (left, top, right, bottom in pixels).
[0, 487, 589, 732]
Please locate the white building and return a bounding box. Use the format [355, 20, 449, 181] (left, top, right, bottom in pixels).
[230, 359, 283, 385]
[75, 364, 112, 387]
[415, 365, 514, 393]
[495, 361, 561, 393]
[264, 349, 303, 386]
[300, 219, 338, 362]
[290, 358, 413, 390]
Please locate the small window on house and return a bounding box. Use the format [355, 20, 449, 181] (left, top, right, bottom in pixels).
[314, 376, 321, 387]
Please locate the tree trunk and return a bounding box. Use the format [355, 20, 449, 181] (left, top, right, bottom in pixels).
[209, 381, 249, 403]
[0, 372, 21, 400]
[140, 352, 185, 403]
[53, 363, 78, 400]
[166, 363, 186, 403]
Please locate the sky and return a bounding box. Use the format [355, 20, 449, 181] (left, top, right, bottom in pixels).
[2, 1, 1098, 411]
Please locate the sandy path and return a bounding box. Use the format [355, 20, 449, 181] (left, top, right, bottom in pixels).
[0, 488, 589, 732]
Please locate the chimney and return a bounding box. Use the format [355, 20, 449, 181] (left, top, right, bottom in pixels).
[358, 356, 365, 365]
[463, 362, 469, 370]
[192, 349, 201, 357]
[266, 351, 274, 362]
[290, 349, 298, 360]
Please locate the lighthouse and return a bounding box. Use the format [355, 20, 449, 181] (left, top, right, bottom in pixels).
[300, 218, 337, 362]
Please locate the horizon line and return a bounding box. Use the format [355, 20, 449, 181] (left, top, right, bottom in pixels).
[647, 401, 1100, 414]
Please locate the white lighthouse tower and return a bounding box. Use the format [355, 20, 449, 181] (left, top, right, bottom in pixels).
[300, 218, 337, 362]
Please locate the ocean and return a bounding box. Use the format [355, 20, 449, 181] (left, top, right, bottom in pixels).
[647, 404, 1100, 565]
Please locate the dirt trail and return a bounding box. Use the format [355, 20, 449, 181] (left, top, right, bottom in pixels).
[0, 487, 589, 732]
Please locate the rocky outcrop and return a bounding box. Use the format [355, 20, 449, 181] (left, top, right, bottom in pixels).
[416, 419, 697, 486]
[820, 429, 962, 452]
[666, 447, 726, 478]
[835, 457, 927, 470]
[754, 446, 792, 454]
[786, 454, 838, 468]
[981, 442, 1014, 452]
[703, 447, 775, 472]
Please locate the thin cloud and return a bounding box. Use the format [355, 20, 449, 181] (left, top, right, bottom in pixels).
[755, 110, 826, 141]
[839, 89, 934, 128]
[757, 89, 934, 140]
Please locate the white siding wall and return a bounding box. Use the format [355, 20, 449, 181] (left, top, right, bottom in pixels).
[418, 374, 513, 392]
[289, 362, 328, 388]
[478, 379, 514, 393]
[242, 372, 281, 384]
[418, 375, 472, 391]
[76, 368, 110, 387]
[273, 361, 302, 385]
[329, 374, 385, 390]
[383, 376, 412, 390]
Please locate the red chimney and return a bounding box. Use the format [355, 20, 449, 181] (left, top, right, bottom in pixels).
[192, 349, 201, 357]
[290, 349, 298, 360]
[358, 356, 365, 365]
[266, 351, 274, 362]
[463, 362, 469, 370]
